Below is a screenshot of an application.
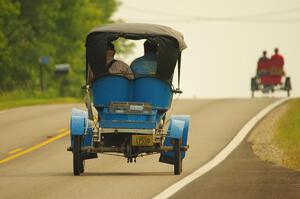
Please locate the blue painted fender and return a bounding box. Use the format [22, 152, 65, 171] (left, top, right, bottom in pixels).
[70, 108, 88, 136]
[159, 115, 191, 164]
[70, 108, 94, 147]
[168, 119, 185, 139]
[70, 108, 94, 135]
[171, 115, 191, 151]
[70, 115, 86, 135]
[70, 108, 97, 160]
[71, 108, 88, 118]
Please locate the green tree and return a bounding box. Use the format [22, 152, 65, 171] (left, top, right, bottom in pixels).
[0, 0, 121, 96]
[0, 0, 33, 90]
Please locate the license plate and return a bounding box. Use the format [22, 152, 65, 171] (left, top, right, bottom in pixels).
[132, 135, 153, 146]
[130, 105, 143, 111]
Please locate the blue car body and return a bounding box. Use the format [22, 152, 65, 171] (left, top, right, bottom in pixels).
[70, 76, 190, 162]
[69, 23, 190, 175]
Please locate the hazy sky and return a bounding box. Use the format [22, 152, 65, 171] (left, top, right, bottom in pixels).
[113, 0, 300, 98]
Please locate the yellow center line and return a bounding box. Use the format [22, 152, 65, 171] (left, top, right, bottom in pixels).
[8, 148, 23, 154]
[0, 130, 70, 165]
[56, 128, 68, 134]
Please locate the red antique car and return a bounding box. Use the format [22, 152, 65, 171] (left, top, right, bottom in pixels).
[251, 54, 291, 97]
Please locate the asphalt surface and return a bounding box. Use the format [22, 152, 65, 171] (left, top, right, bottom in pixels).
[171, 139, 300, 199]
[0, 98, 289, 199]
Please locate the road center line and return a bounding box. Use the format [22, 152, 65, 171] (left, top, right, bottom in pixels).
[56, 128, 68, 134]
[0, 130, 70, 165]
[153, 98, 290, 199]
[8, 148, 23, 154]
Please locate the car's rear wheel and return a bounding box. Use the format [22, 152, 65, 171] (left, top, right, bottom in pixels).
[73, 135, 84, 175]
[251, 78, 257, 98]
[173, 138, 182, 175]
[284, 77, 291, 97]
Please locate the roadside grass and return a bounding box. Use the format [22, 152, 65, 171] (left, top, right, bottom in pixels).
[0, 90, 81, 111]
[274, 99, 300, 170]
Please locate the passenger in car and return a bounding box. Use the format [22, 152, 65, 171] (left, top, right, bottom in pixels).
[106, 42, 133, 79]
[130, 40, 157, 78]
[270, 48, 285, 76]
[257, 50, 270, 77]
[87, 42, 133, 85]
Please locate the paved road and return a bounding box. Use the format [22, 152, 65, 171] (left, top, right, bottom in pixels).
[0, 99, 282, 199]
[172, 139, 300, 199]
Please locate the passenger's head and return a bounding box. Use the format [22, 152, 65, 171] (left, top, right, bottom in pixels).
[274, 48, 279, 54]
[263, 50, 267, 56]
[106, 42, 115, 58]
[144, 40, 157, 54]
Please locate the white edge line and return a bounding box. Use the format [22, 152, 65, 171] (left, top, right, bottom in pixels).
[153, 98, 291, 199]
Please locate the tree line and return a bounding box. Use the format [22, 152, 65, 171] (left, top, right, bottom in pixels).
[0, 0, 119, 96]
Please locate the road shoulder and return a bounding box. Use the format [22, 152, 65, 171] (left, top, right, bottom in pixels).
[248, 98, 300, 171]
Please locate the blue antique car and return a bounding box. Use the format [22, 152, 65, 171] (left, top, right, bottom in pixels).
[68, 23, 190, 175]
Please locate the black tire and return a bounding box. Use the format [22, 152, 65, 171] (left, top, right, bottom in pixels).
[251, 78, 257, 98]
[251, 78, 256, 90]
[73, 135, 84, 176]
[284, 77, 291, 97]
[80, 160, 85, 173]
[173, 138, 182, 175]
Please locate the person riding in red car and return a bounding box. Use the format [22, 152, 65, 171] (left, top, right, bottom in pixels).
[270, 48, 285, 76]
[257, 50, 270, 77]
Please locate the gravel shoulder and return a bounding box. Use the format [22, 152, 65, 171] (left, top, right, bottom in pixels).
[247, 100, 297, 170]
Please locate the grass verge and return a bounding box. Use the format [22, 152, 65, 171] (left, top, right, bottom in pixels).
[274, 98, 300, 170]
[0, 90, 81, 111]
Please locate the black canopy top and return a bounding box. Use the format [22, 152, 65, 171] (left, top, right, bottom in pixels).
[85, 23, 187, 82]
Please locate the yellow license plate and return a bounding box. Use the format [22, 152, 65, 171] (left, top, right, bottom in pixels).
[132, 135, 153, 146]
